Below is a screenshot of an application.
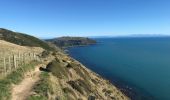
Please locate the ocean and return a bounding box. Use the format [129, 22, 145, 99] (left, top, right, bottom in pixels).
[67, 37, 170, 100]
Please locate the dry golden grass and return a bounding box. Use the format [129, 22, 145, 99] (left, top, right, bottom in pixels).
[0, 40, 44, 56]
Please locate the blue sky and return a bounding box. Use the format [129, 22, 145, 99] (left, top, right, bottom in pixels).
[0, 0, 170, 38]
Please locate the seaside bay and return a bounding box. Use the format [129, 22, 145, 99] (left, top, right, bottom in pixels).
[68, 37, 170, 100]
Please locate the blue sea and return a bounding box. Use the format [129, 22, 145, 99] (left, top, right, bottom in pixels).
[67, 37, 170, 100]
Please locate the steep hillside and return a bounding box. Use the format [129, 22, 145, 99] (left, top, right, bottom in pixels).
[46, 36, 96, 48]
[28, 52, 130, 100]
[0, 28, 55, 51]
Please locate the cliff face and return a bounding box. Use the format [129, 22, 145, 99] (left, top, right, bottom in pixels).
[29, 52, 130, 100]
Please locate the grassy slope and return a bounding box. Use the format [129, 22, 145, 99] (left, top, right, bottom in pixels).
[0, 61, 39, 100]
[28, 53, 130, 100]
[0, 28, 55, 51]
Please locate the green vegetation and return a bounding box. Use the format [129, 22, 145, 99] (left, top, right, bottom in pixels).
[46, 60, 69, 79]
[46, 36, 96, 48]
[68, 62, 90, 80]
[67, 79, 91, 95]
[41, 50, 50, 58]
[28, 72, 52, 100]
[62, 87, 77, 100]
[67, 80, 84, 95]
[27, 96, 47, 100]
[0, 28, 55, 51]
[0, 61, 39, 100]
[76, 79, 91, 94]
[91, 78, 98, 84]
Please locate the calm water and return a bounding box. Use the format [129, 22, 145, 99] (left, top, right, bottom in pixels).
[68, 37, 170, 100]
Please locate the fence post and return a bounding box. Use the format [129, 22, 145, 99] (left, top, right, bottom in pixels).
[33, 53, 35, 60]
[3, 57, 6, 75]
[15, 55, 18, 68]
[18, 52, 21, 67]
[21, 53, 24, 65]
[13, 55, 17, 69]
[0, 52, 41, 77]
[8, 56, 11, 73]
[23, 53, 26, 65]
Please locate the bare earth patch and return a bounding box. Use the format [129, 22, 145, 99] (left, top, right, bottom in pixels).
[11, 64, 43, 100]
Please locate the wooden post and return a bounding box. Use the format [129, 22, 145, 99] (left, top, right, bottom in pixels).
[30, 53, 34, 61]
[29, 53, 31, 61]
[13, 55, 17, 69]
[16, 55, 18, 68]
[9, 56, 11, 73]
[33, 53, 35, 60]
[0, 58, 2, 76]
[18, 52, 21, 67]
[3, 57, 6, 75]
[21, 53, 23, 65]
[23, 53, 26, 65]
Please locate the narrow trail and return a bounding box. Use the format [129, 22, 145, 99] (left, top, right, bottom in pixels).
[11, 64, 44, 100]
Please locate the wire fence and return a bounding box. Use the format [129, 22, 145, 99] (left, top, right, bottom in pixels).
[0, 52, 41, 78]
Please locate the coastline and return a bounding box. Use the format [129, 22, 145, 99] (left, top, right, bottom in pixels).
[64, 53, 131, 100]
[66, 44, 156, 100]
[67, 51, 155, 100]
[61, 44, 130, 99]
[51, 51, 131, 100]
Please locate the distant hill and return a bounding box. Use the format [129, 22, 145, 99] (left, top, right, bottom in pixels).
[46, 36, 96, 48]
[0, 28, 55, 51]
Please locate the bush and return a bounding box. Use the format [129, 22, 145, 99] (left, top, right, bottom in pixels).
[67, 80, 84, 95]
[41, 50, 50, 58]
[46, 60, 69, 79]
[0, 79, 11, 100]
[67, 79, 92, 95]
[63, 87, 77, 100]
[27, 95, 47, 100]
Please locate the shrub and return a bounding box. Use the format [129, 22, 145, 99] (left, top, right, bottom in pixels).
[41, 50, 50, 58]
[46, 60, 69, 79]
[63, 87, 77, 100]
[67, 80, 84, 95]
[27, 95, 47, 100]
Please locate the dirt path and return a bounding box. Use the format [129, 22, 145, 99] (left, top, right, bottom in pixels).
[11, 64, 43, 100]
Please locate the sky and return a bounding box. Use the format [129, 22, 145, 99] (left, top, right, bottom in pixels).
[0, 0, 170, 38]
